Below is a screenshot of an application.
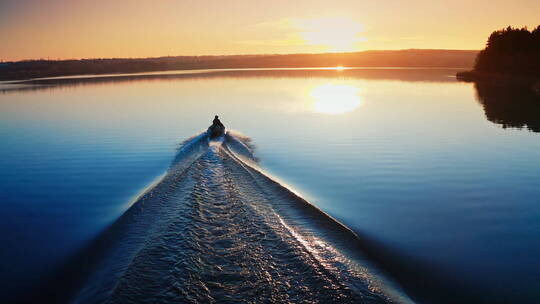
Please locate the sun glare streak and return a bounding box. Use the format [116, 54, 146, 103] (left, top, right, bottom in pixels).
[310, 83, 362, 114]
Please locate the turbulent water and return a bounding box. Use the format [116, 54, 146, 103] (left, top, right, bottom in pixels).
[69, 131, 411, 304]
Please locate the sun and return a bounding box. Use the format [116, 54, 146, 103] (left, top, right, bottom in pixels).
[296, 17, 366, 52]
[310, 83, 362, 114]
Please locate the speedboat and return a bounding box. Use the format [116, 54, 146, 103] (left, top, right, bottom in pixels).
[207, 123, 225, 139]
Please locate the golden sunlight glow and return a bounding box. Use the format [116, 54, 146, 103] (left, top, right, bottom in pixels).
[296, 17, 366, 52]
[2, 1, 540, 60]
[310, 83, 362, 114]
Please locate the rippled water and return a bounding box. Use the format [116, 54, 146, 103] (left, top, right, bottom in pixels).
[70, 133, 409, 304]
[1, 68, 539, 303]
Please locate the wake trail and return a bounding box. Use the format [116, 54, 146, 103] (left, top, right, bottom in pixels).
[71, 132, 413, 304]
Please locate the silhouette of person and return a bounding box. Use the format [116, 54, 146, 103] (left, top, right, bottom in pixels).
[213, 115, 223, 127]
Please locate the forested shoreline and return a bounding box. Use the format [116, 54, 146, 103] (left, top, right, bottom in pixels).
[0, 49, 476, 81]
[457, 26, 540, 83]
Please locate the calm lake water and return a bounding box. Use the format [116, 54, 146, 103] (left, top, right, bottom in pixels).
[1, 68, 539, 303]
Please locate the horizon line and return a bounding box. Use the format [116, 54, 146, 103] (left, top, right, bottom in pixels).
[1, 48, 480, 64]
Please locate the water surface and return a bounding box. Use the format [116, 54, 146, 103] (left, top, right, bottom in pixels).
[1, 68, 539, 303]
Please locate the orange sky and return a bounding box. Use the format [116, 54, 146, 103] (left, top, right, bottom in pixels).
[1, 0, 539, 61]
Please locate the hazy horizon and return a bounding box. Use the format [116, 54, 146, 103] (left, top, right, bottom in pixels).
[1, 48, 479, 63]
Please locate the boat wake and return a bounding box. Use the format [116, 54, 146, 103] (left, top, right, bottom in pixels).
[71, 131, 413, 304]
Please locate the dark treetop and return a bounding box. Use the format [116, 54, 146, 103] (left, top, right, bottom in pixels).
[462, 26, 540, 77]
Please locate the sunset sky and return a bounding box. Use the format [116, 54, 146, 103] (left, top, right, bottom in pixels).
[1, 0, 539, 61]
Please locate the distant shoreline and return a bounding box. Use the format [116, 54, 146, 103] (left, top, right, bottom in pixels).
[0, 49, 477, 81]
[455, 26, 540, 96]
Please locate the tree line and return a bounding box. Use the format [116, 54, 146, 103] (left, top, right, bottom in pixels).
[474, 26, 540, 75]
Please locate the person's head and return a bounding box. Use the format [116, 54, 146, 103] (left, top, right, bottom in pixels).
[215, 115, 219, 119]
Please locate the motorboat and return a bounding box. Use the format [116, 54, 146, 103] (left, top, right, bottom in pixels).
[207, 116, 226, 138]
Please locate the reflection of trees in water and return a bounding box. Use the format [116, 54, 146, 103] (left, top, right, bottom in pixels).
[474, 82, 540, 132]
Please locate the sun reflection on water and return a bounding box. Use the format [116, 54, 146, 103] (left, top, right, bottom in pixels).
[310, 83, 362, 114]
